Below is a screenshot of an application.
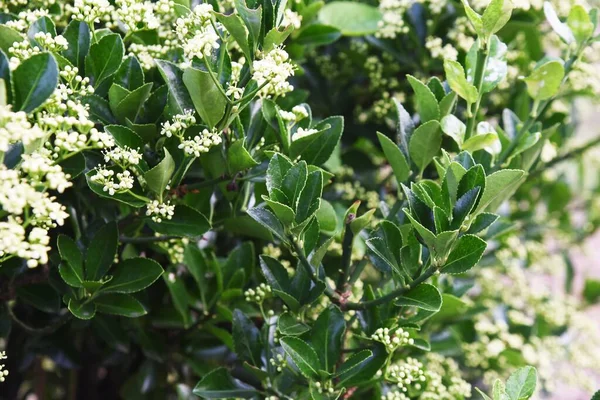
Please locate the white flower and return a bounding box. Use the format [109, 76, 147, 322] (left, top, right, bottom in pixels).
[114, 0, 160, 32]
[282, 9, 302, 29]
[252, 47, 295, 98]
[146, 200, 175, 223]
[68, 0, 113, 24]
[175, 3, 220, 61]
[178, 128, 222, 157]
[161, 111, 196, 137]
[103, 146, 143, 166]
[0, 351, 8, 382]
[0, 104, 46, 152]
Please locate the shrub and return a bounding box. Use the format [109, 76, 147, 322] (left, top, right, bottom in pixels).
[0, 0, 599, 399]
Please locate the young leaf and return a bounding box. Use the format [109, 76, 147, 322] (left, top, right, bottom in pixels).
[444, 60, 478, 104]
[193, 368, 257, 398]
[543, 2, 575, 44]
[505, 366, 537, 400]
[475, 169, 527, 214]
[567, 5, 594, 44]
[101, 258, 164, 293]
[409, 120, 442, 174]
[318, 2, 382, 36]
[227, 140, 259, 173]
[13, 52, 58, 112]
[441, 115, 466, 146]
[281, 161, 308, 209]
[266, 153, 294, 195]
[524, 61, 564, 101]
[94, 293, 147, 317]
[279, 337, 321, 379]
[296, 171, 323, 223]
[442, 234, 486, 274]
[482, 0, 513, 37]
[461, 0, 483, 35]
[395, 283, 442, 312]
[407, 75, 440, 122]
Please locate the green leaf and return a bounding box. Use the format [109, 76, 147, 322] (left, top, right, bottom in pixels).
[505, 366, 537, 400]
[62, 20, 91, 69]
[227, 140, 259, 173]
[0, 25, 24, 55]
[144, 148, 175, 196]
[568, 5, 594, 43]
[94, 293, 147, 317]
[494, 379, 510, 400]
[105, 124, 143, 150]
[234, 0, 261, 51]
[442, 234, 486, 274]
[164, 271, 191, 327]
[147, 205, 210, 237]
[232, 309, 262, 366]
[247, 207, 287, 242]
[335, 349, 372, 379]
[462, 132, 500, 154]
[86, 222, 118, 281]
[13, 52, 58, 112]
[264, 197, 296, 225]
[279, 336, 321, 379]
[407, 75, 440, 122]
[312, 305, 346, 372]
[336, 342, 387, 386]
[441, 115, 466, 146]
[461, 0, 483, 35]
[282, 161, 308, 209]
[112, 82, 153, 124]
[583, 279, 600, 303]
[215, 13, 252, 62]
[377, 132, 410, 184]
[182, 67, 227, 129]
[466, 212, 499, 234]
[68, 297, 96, 320]
[296, 24, 342, 46]
[409, 120, 442, 174]
[290, 116, 344, 165]
[155, 60, 195, 117]
[482, 0, 513, 37]
[266, 153, 293, 195]
[466, 36, 508, 94]
[444, 59, 478, 104]
[57, 235, 84, 286]
[475, 169, 527, 214]
[525, 61, 564, 101]
[296, 171, 323, 223]
[475, 388, 493, 400]
[277, 312, 310, 336]
[85, 33, 124, 88]
[101, 257, 164, 293]
[17, 283, 60, 314]
[318, 2, 382, 36]
[193, 368, 257, 398]
[395, 283, 442, 312]
[114, 55, 144, 91]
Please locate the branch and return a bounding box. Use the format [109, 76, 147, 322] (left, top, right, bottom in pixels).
[6, 302, 72, 335]
[119, 235, 180, 244]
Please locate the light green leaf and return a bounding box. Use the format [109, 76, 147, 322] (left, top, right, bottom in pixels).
[567, 5, 594, 44]
[444, 59, 478, 104]
[227, 140, 259, 173]
[407, 75, 440, 122]
[409, 120, 442, 174]
[441, 115, 466, 146]
[318, 2, 382, 36]
[475, 169, 527, 214]
[264, 197, 296, 225]
[524, 61, 564, 101]
[505, 366, 537, 400]
[461, 0, 483, 35]
[215, 13, 252, 62]
[377, 132, 410, 184]
[544, 1, 575, 44]
[442, 234, 486, 274]
[182, 66, 227, 129]
[482, 0, 513, 37]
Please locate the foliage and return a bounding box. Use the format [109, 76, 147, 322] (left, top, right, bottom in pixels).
[0, 0, 599, 399]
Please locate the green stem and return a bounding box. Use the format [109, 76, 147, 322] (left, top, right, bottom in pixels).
[344, 266, 438, 310]
[464, 47, 489, 140]
[336, 218, 355, 290]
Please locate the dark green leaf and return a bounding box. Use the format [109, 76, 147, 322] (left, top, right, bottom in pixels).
[442, 234, 486, 274]
[193, 368, 257, 398]
[86, 222, 118, 281]
[290, 116, 344, 165]
[182, 67, 227, 129]
[296, 24, 342, 45]
[232, 309, 262, 366]
[62, 20, 90, 69]
[85, 33, 124, 88]
[155, 59, 194, 117]
[144, 148, 175, 196]
[101, 257, 164, 293]
[296, 170, 323, 223]
[147, 205, 210, 237]
[247, 207, 287, 242]
[277, 312, 310, 336]
[395, 283, 442, 312]
[311, 305, 346, 372]
[279, 336, 320, 379]
[13, 52, 58, 112]
[94, 293, 147, 317]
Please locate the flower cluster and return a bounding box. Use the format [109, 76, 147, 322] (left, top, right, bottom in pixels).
[67, 0, 113, 24]
[0, 351, 7, 383]
[146, 200, 175, 223]
[161, 111, 196, 138]
[178, 128, 222, 157]
[244, 283, 272, 303]
[371, 327, 414, 353]
[175, 4, 220, 62]
[252, 47, 295, 98]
